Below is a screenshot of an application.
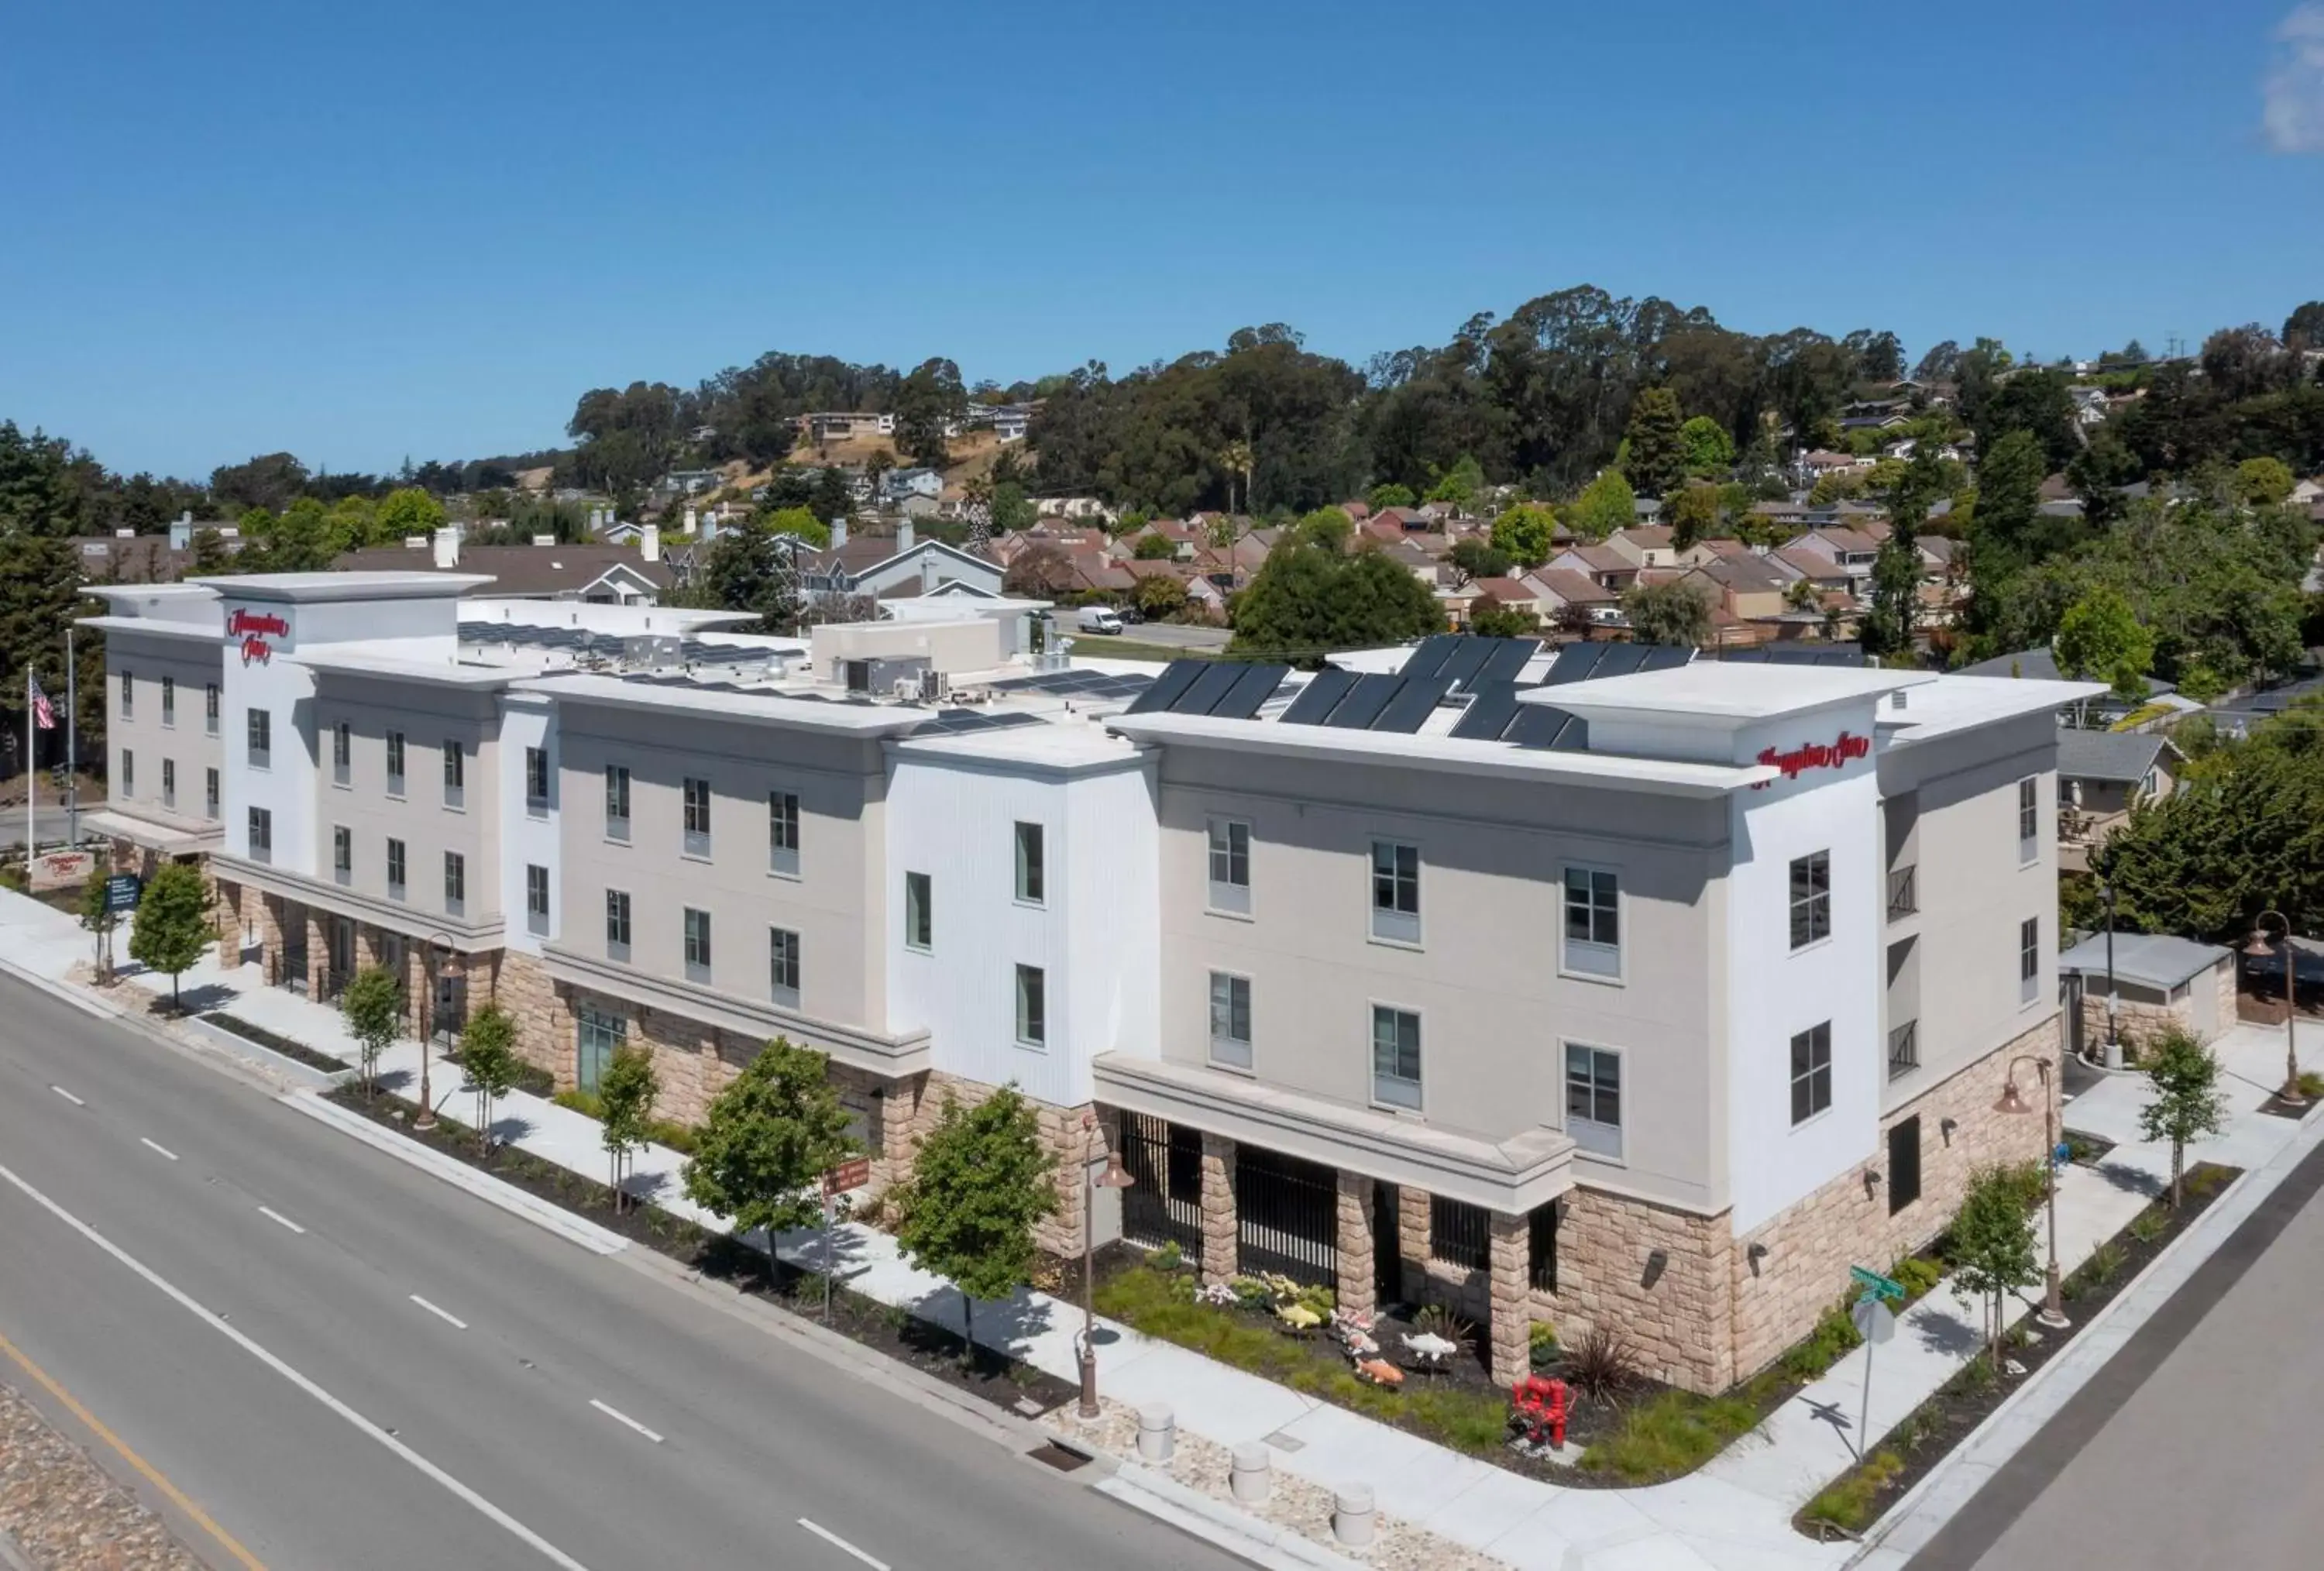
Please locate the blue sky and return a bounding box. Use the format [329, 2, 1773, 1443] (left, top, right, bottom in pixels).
[4, 0, 2319, 480]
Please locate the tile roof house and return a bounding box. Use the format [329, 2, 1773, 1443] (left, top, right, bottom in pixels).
[1543, 544, 1642, 591]
[335, 541, 673, 602]
[1605, 524, 1678, 569]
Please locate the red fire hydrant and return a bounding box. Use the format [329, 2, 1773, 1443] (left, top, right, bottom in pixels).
[1509, 1374, 1568, 1448]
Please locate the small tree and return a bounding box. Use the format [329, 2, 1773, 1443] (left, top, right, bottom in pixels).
[597, 1044, 660, 1212]
[78, 861, 119, 981]
[339, 965, 404, 1100]
[127, 861, 211, 1009]
[459, 1003, 521, 1155]
[1949, 1164, 2041, 1368]
[1488, 503, 1558, 566]
[684, 1038, 860, 1238]
[2138, 1027, 2227, 1206]
[892, 1085, 1058, 1359]
[1621, 578, 1713, 647]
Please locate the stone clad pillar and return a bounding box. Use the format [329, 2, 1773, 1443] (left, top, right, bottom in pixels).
[1397, 1186, 1431, 1304]
[1335, 1171, 1375, 1318]
[1200, 1133, 1238, 1283]
[1488, 1210, 1529, 1387]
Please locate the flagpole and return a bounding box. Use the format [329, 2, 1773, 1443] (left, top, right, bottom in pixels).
[66, 629, 77, 849]
[24, 670, 34, 861]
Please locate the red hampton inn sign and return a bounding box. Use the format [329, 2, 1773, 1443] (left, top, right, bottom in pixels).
[1752, 730, 1871, 789]
[228, 608, 289, 665]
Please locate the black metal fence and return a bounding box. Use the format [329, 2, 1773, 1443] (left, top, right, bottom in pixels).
[1119, 1113, 1202, 1256]
[1430, 1195, 1490, 1272]
[1234, 1146, 1337, 1287]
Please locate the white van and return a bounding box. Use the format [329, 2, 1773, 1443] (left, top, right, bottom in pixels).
[1076, 606, 1126, 635]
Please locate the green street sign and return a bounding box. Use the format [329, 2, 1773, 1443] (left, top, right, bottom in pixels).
[1851, 1264, 1905, 1303]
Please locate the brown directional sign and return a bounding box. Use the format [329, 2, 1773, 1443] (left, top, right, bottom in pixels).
[822, 1157, 871, 1197]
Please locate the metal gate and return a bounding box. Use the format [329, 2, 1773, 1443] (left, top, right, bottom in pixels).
[1119, 1113, 1202, 1256]
[1234, 1147, 1337, 1288]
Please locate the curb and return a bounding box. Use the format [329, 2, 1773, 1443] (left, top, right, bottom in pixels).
[0, 954, 311, 1098]
[277, 1091, 630, 1257]
[1097, 1462, 1370, 1571]
[1851, 1105, 2324, 1566]
[179, 1014, 353, 1090]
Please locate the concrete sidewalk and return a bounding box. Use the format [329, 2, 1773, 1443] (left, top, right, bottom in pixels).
[5, 885, 2309, 1571]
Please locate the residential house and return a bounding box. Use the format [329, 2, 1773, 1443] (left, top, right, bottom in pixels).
[335, 533, 674, 605]
[1605, 525, 1679, 571]
[1543, 544, 1642, 593]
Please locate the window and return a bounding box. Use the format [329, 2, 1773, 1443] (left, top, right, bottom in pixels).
[1789, 1023, 1833, 1125]
[525, 865, 549, 935]
[120, 749, 134, 799]
[576, 1004, 624, 1093]
[1563, 867, 1621, 978]
[332, 826, 351, 882]
[1208, 971, 1252, 1069]
[1370, 841, 1420, 944]
[682, 777, 712, 857]
[1789, 851, 1831, 950]
[247, 806, 272, 863]
[1528, 1201, 1561, 1293]
[1887, 1116, 1922, 1215]
[1565, 1043, 1623, 1157]
[605, 889, 632, 959]
[160, 758, 174, 810]
[1015, 963, 1047, 1047]
[769, 927, 800, 1008]
[1206, 817, 1251, 914]
[387, 838, 407, 900]
[768, 789, 799, 875]
[442, 739, 465, 808]
[204, 682, 219, 736]
[605, 765, 631, 841]
[2016, 776, 2039, 862]
[1430, 1195, 1489, 1271]
[683, 907, 712, 981]
[119, 670, 132, 719]
[205, 767, 219, 820]
[385, 730, 405, 796]
[903, 871, 932, 951]
[524, 746, 549, 811]
[1371, 1005, 1422, 1110]
[1014, 821, 1045, 904]
[2020, 916, 2040, 1003]
[332, 722, 351, 785]
[246, 708, 271, 769]
[160, 675, 174, 727]
[444, 851, 466, 915]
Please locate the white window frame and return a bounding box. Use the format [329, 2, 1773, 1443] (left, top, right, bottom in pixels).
[605, 765, 631, 843]
[769, 926, 801, 1009]
[332, 825, 352, 883]
[1206, 816, 1253, 916]
[442, 738, 466, 810]
[160, 757, 174, 810]
[1560, 864, 1623, 982]
[2020, 916, 2040, 1005]
[683, 907, 713, 983]
[387, 837, 407, 901]
[247, 806, 272, 863]
[1370, 1002, 1422, 1112]
[160, 675, 174, 728]
[444, 851, 466, 916]
[246, 708, 271, 771]
[2016, 776, 2040, 866]
[385, 730, 405, 797]
[525, 864, 550, 936]
[524, 746, 550, 813]
[1789, 850, 1832, 951]
[682, 776, 712, 858]
[1014, 821, 1046, 906]
[903, 871, 932, 952]
[1563, 1041, 1624, 1159]
[1015, 963, 1047, 1049]
[1208, 970, 1253, 1071]
[605, 889, 632, 961]
[1369, 840, 1422, 947]
[332, 721, 351, 786]
[768, 789, 799, 877]
[203, 682, 219, 737]
[1789, 1022, 1833, 1126]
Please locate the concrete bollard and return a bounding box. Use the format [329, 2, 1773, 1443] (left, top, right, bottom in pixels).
[1332, 1483, 1376, 1550]
[1136, 1403, 1175, 1464]
[1229, 1442, 1270, 1504]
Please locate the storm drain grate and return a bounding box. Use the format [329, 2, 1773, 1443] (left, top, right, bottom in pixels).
[1026, 1442, 1093, 1473]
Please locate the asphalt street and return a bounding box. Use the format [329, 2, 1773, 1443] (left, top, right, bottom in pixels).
[1913, 1129, 2324, 1570]
[0, 973, 1244, 1571]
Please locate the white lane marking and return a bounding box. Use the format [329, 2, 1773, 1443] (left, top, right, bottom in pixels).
[409, 1294, 468, 1331]
[256, 1205, 306, 1236]
[797, 1519, 890, 1569]
[588, 1397, 664, 1445]
[0, 1162, 595, 1571]
[139, 1138, 180, 1162]
[50, 1086, 84, 1107]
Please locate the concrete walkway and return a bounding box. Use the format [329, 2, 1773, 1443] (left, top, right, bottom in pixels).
[5, 887, 2309, 1571]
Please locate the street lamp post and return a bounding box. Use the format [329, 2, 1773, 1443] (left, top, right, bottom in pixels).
[1993, 1056, 2069, 1329]
[2248, 910, 2303, 1108]
[1077, 1111, 1134, 1421]
[414, 931, 455, 1131]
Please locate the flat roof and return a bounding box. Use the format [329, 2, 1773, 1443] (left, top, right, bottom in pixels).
[514, 672, 930, 736]
[2058, 931, 2229, 990]
[892, 718, 1139, 772]
[1878, 676, 2108, 744]
[1531, 662, 1934, 725]
[190, 571, 493, 602]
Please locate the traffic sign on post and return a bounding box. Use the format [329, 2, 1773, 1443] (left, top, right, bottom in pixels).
[1850, 1264, 1905, 1303]
[821, 1157, 872, 1198]
[1850, 1298, 1896, 1345]
[104, 873, 142, 913]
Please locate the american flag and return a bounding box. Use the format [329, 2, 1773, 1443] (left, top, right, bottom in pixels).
[28, 675, 55, 730]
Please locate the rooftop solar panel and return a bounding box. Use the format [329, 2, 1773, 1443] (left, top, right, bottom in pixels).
[1124, 659, 1205, 713]
[1448, 682, 1525, 741]
[1372, 675, 1454, 733]
[1398, 634, 1462, 681]
[1471, 638, 1541, 689]
[1435, 639, 1497, 689]
[1172, 661, 1246, 715]
[1210, 663, 1290, 719]
[1590, 642, 1650, 679]
[1638, 644, 1693, 672]
[1543, 643, 1606, 684]
[1278, 668, 1358, 725]
[1508, 704, 1585, 750]
[1324, 673, 1404, 729]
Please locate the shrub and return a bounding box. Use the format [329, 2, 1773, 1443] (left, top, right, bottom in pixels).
[1780, 1299, 1865, 1380]
[1563, 1321, 1643, 1405]
[1410, 1303, 1476, 1360]
[1889, 1254, 1944, 1301]
[1151, 1239, 1184, 1272]
[2128, 1206, 2168, 1244]
[1528, 1319, 1560, 1366]
[1803, 1450, 1905, 1535]
[2085, 1239, 2128, 1285]
[2185, 1164, 2228, 1200]
[2299, 1071, 2324, 1101]
[1582, 1391, 1758, 1481]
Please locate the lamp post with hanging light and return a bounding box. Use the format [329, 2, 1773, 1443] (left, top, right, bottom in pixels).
[2247, 910, 2303, 1108]
[1078, 1111, 1135, 1420]
[1994, 1055, 2068, 1329]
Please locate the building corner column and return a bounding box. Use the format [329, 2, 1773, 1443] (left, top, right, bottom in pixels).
[1334, 1171, 1375, 1318]
[1397, 1185, 1431, 1303]
[1199, 1133, 1237, 1283]
[1488, 1209, 1529, 1387]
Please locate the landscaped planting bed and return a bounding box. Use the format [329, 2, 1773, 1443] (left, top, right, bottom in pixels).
[321, 1084, 1077, 1420]
[1796, 1160, 2241, 1541]
[200, 1010, 352, 1075]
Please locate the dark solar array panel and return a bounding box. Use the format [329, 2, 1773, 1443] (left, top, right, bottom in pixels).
[1323, 673, 1404, 729]
[1372, 675, 1454, 733]
[1397, 634, 1463, 680]
[1278, 668, 1357, 725]
[1208, 664, 1290, 720]
[1448, 682, 1525, 741]
[1174, 661, 1246, 716]
[1544, 642, 1606, 683]
[1590, 642, 1650, 679]
[1472, 638, 1541, 688]
[1639, 644, 1693, 672]
[1435, 639, 1497, 689]
[1124, 659, 1205, 713]
[1508, 705, 1587, 751]
[915, 710, 1044, 735]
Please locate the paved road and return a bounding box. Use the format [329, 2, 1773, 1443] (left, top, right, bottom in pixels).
[1913, 1133, 2324, 1569]
[1104, 624, 1231, 650]
[0, 975, 1241, 1571]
